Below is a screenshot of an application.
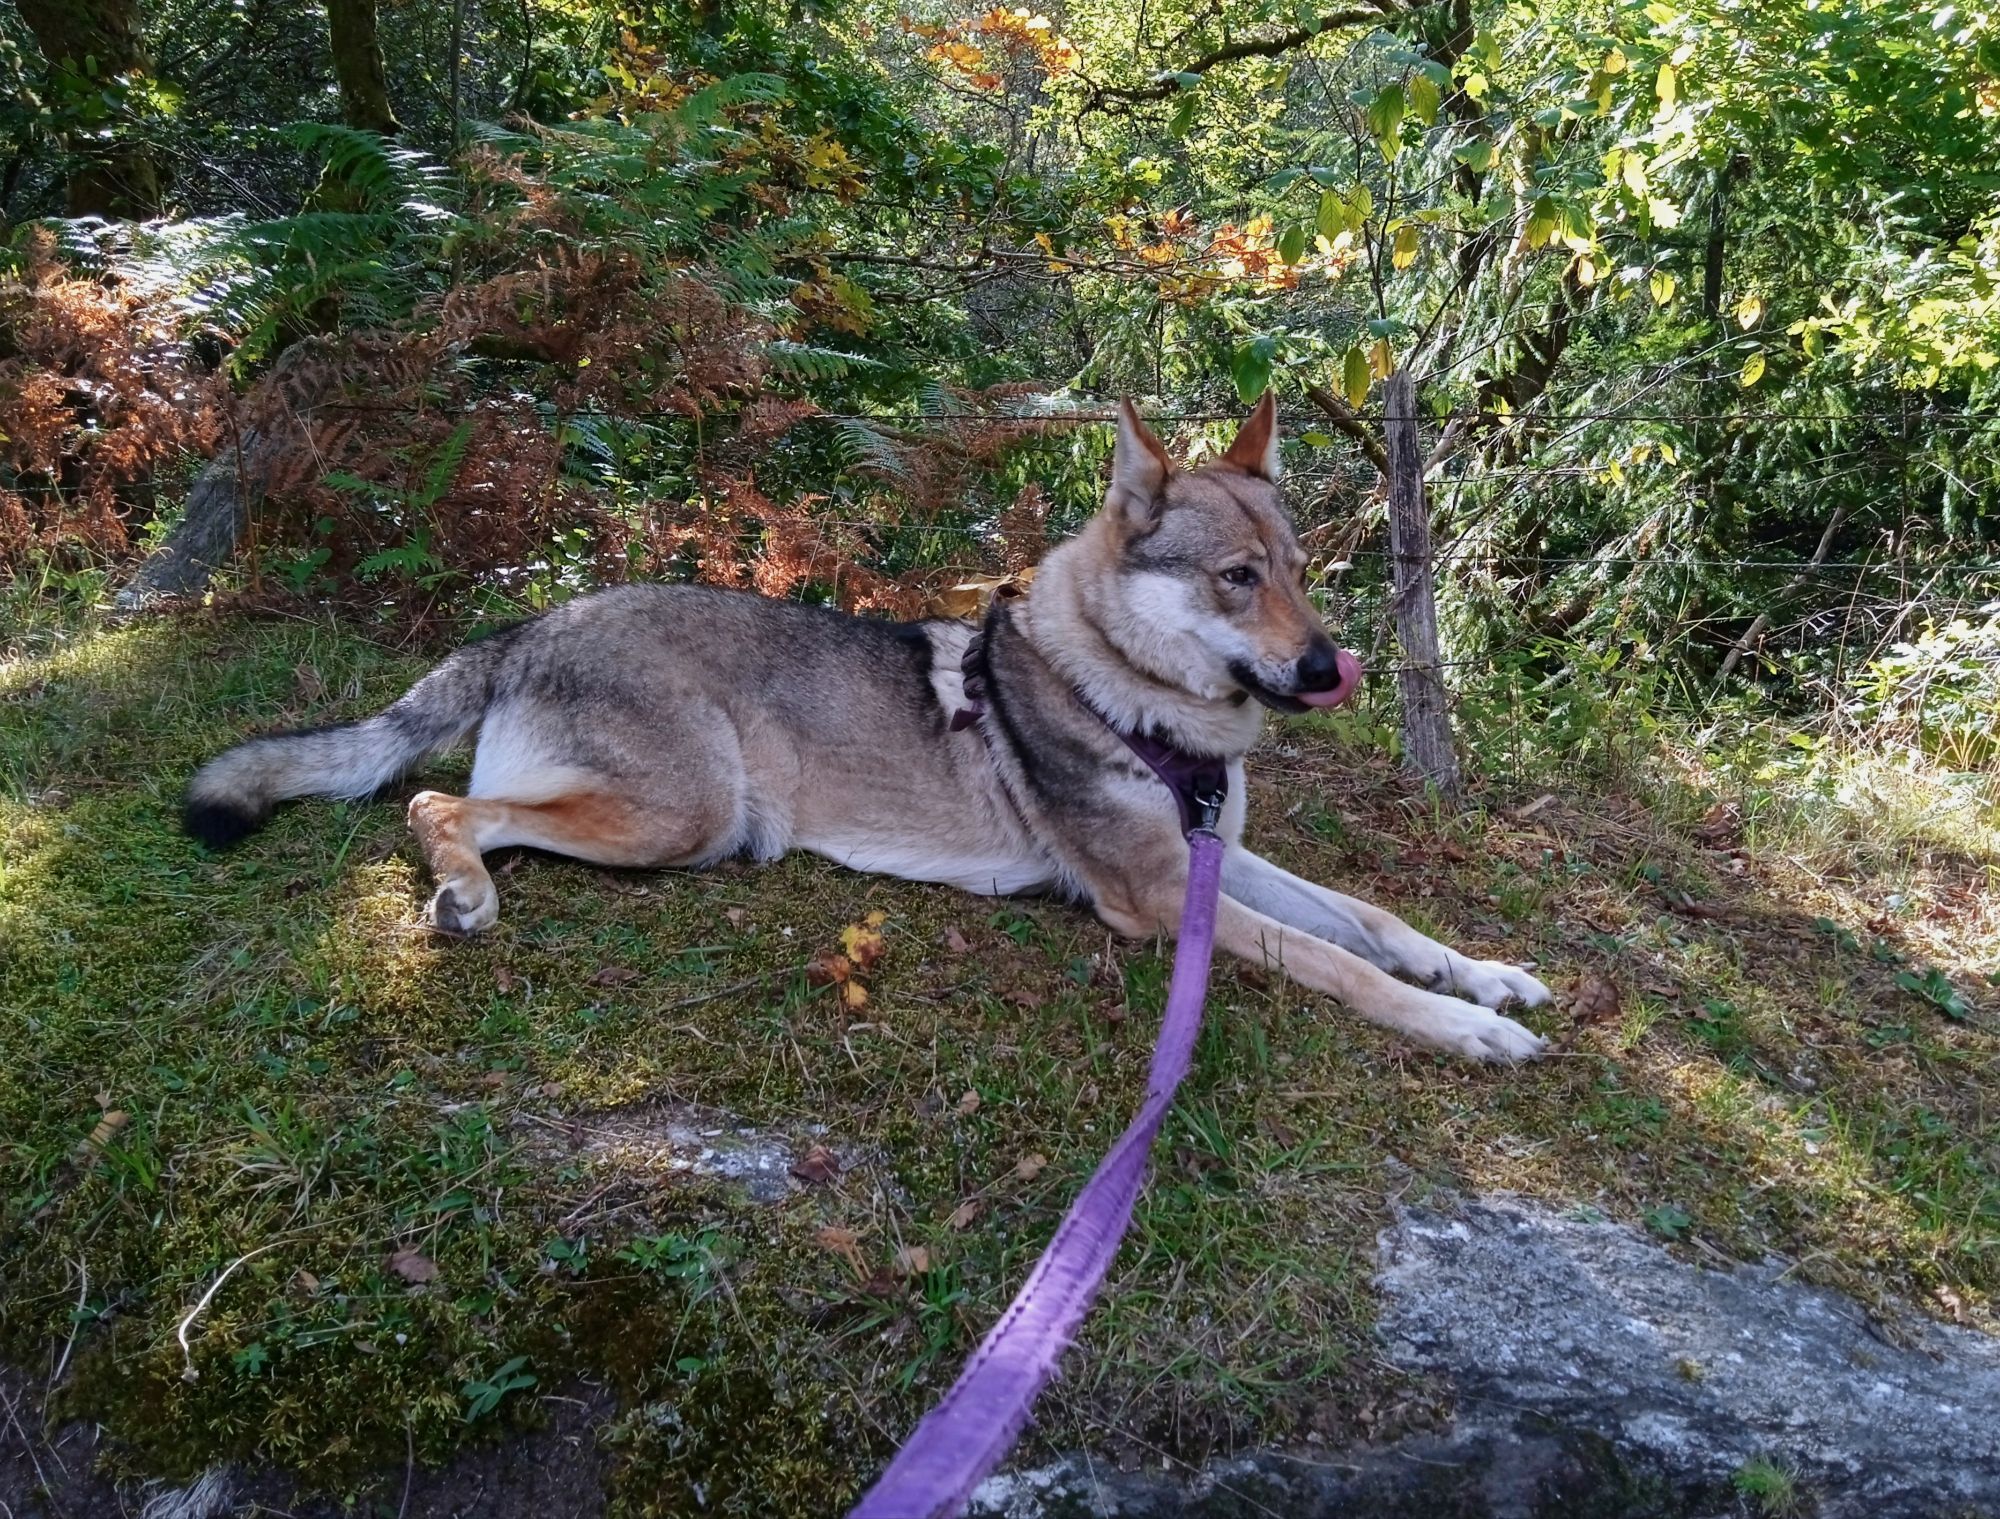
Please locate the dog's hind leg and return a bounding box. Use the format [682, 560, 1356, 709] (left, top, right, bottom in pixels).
[406, 787, 735, 935]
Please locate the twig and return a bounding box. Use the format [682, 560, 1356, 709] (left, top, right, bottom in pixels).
[176, 1245, 279, 1382]
[1715, 508, 1847, 683]
[48, 1255, 87, 1391]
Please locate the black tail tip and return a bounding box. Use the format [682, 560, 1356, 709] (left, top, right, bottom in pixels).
[182, 795, 265, 849]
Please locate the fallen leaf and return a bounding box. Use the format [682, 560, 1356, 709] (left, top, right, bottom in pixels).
[478, 1071, 508, 1089]
[839, 980, 869, 1011]
[1515, 794, 1557, 821]
[816, 1224, 862, 1267]
[947, 1199, 984, 1230]
[791, 1145, 841, 1185]
[535, 1081, 566, 1099]
[1571, 975, 1622, 1026]
[955, 1089, 982, 1118]
[860, 1269, 901, 1298]
[294, 1270, 320, 1295]
[725, 907, 747, 929]
[942, 926, 971, 955]
[1259, 1114, 1301, 1150]
[386, 1247, 438, 1284]
[494, 966, 518, 994]
[1006, 988, 1045, 1010]
[895, 1245, 932, 1275]
[806, 952, 851, 987]
[77, 1110, 128, 1161]
[841, 915, 888, 971]
[1692, 801, 1740, 849]
[589, 965, 639, 987]
[1013, 1153, 1048, 1183]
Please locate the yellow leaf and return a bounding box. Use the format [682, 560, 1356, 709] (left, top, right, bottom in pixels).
[1735, 292, 1765, 330]
[1391, 224, 1420, 270]
[1739, 350, 1767, 387]
[1602, 46, 1628, 74]
[1368, 336, 1395, 380]
[1650, 270, 1677, 306]
[1341, 345, 1370, 407]
[1620, 151, 1649, 197]
[1655, 62, 1677, 110]
[840, 979, 869, 1011]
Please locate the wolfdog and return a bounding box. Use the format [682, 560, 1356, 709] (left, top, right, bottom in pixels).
[186, 397, 1548, 1061]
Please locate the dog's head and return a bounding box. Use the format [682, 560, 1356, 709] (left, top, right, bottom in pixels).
[1094, 395, 1361, 714]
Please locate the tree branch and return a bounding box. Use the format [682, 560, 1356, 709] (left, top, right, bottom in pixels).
[1303, 384, 1388, 474]
[1715, 509, 1847, 683]
[1089, 2, 1421, 105]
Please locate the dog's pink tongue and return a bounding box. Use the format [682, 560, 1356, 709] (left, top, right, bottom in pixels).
[1297, 647, 1363, 708]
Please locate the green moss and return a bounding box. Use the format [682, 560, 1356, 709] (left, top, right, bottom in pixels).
[2, 607, 1996, 1507]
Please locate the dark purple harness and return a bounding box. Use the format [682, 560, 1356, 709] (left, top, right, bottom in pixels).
[949, 629, 1229, 836]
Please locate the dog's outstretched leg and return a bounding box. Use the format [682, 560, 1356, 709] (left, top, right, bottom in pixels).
[405, 789, 723, 935]
[1212, 894, 1547, 1063]
[1222, 848, 1550, 1010]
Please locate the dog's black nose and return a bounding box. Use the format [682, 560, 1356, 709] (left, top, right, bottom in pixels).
[1296, 638, 1343, 692]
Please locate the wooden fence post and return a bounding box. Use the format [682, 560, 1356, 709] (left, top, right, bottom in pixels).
[1383, 370, 1462, 798]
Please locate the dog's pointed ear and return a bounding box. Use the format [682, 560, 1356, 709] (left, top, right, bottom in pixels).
[1108, 399, 1174, 527]
[1221, 392, 1281, 481]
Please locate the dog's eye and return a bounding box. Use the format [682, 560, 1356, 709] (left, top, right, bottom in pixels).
[1221, 565, 1258, 587]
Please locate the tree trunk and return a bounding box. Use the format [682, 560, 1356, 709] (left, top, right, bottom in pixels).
[16, 0, 164, 218]
[116, 345, 332, 611]
[327, 0, 401, 135]
[1384, 371, 1462, 799]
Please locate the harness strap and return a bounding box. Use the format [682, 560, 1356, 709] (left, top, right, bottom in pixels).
[950, 627, 1228, 835]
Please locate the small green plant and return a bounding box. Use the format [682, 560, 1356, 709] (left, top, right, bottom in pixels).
[462, 1355, 537, 1422]
[1732, 1456, 1802, 1516]
[616, 1231, 735, 1293]
[326, 419, 475, 590]
[1896, 967, 1971, 1021]
[1811, 917, 1860, 953]
[1643, 1203, 1694, 1241]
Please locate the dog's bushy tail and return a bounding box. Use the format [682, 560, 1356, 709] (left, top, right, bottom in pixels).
[183, 629, 520, 848]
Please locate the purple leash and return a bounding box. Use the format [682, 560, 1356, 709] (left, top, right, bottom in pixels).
[850, 803, 1226, 1517]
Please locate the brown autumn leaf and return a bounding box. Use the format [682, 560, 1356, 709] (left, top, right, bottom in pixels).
[816, 1224, 863, 1268]
[947, 1198, 984, 1230]
[1692, 800, 1741, 849]
[1013, 1153, 1048, 1183]
[955, 1088, 982, 1118]
[494, 965, 518, 995]
[1259, 1113, 1301, 1150]
[589, 965, 639, 987]
[942, 925, 971, 955]
[896, 1244, 933, 1276]
[839, 980, 869, 1012]
[1007, 987, 1045, 1010]
[841, 911, 889, 971]
[386, 1247, 439, 1284]
[725, 906, 747, 929]
[791, 1145, 841, 1185]
[860, 1269, 902, 1298]
[1571, 975, 1623, 1026]
[806, 952, 851, 987]
[78, 1109, 129, 1160]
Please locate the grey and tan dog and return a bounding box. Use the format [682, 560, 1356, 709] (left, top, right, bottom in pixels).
[186, 396, 1548, 1061]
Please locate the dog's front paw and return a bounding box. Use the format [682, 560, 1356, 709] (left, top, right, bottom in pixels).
[1402, 991, 1548, 1064]
[428, 877, 498, 937]
[1451, 956, 1552, 1011]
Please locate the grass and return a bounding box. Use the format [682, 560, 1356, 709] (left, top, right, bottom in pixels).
[1, 598, 1996, 1513]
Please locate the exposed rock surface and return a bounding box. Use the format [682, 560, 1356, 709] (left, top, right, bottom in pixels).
[967, 1195, 2000, 1518]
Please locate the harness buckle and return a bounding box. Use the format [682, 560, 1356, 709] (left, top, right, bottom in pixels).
[1190, 781, 1225, 836]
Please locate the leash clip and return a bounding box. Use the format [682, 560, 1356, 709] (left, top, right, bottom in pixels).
[1190, 781, 1225, 837]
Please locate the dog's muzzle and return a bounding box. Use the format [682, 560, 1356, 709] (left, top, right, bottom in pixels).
[1228, 641, 1363, 714]
[1292, 640, 1362, 708]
